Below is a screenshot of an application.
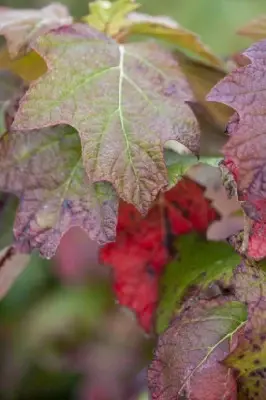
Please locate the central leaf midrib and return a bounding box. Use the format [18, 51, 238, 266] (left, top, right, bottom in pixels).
[178, 319, 246, 395]
[117, 45, 138, 184]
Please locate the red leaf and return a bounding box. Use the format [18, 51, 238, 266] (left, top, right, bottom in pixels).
[223, 158, 266, 260]
[101, 178, 218, 332]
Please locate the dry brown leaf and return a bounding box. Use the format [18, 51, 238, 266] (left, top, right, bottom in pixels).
[237, 15, 266, 40]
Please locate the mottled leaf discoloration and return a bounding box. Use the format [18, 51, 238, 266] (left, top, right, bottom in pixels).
[0, 126, 118, 258]
[13, 24, 200, 213]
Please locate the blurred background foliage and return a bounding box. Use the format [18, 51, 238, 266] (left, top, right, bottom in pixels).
[0, 0, 266, 399]
[2, 0, 266, 55]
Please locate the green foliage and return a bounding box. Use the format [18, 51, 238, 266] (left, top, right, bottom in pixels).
[82, 0, 140, 36]
[157, 233, 241, 333]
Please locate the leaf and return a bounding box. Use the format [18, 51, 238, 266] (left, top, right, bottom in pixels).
[0, 126, 118, 259]
[219, 158, 266, 260]
[0, 46, 47, 82]
[164, 149, 198, 187]
[0, 4, 72, 58]
[148, 299, 247, 400]
[207, 41, 266, 259]
[12, 24, 200, 214]
[0, 246, 30, 300]
[164, 143, 221, 180]
[100, 178, 218, 332]
[206, 46, 263, 197]
[230, 262, 266, 312]
[177, 54, 232, 130]
[176, 54, 233, 156]
[188, 101, 227, 157]
[223, 263, 266, 399]
[0, 70, 21, 136]
[126, 12, 223, 68]
[82, 0, 140, 36]
[237, 16, 266, 40]
[157, 233, 241, 333]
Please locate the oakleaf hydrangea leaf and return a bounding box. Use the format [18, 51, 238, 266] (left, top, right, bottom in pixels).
[219, 262, 266, 399]
[224, 282, 266, 399]
[177, 54, 232, 131]
[12, 24, 200, 213]
[188, 101, 227, 157]
[149, 299, 247, 400]
[175, 54, 232, 156]
[0, 4, 72, 58]
[207, 41, 266, 256]
[126, 12, 223, 67]
[82, 0, 140, 36]
[237, 16, 266, 41]
[0, 126, 118, 258]
[230, 262, 266, 305]
[157, 233, 241, 333]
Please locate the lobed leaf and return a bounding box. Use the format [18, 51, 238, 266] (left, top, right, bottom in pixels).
[148, 299, 247, 400]
[0, 125, 118, 258]
[12, 24, 200, 213]
[224, 263, 266, 399]
[157, 233, 241, 333]
[82, 0, 140, 36]
[0, 4, 72, 58]
[126, 12, 223, 68]
[207, 40, 266, 259]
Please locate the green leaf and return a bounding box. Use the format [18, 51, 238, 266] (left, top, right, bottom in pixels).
[0, 4, 72, 58]
[13, 24, 200, 214]
[164, 149, 198, 187]
[126, 12, 223, 67]
[0, 126, 118, 258]
[149, 299, 247, 399]
[157, 233, 241, 333]
[82, 0, 140, 36]
[164, 148, 221, 188]
[224, 298, 266, 399]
